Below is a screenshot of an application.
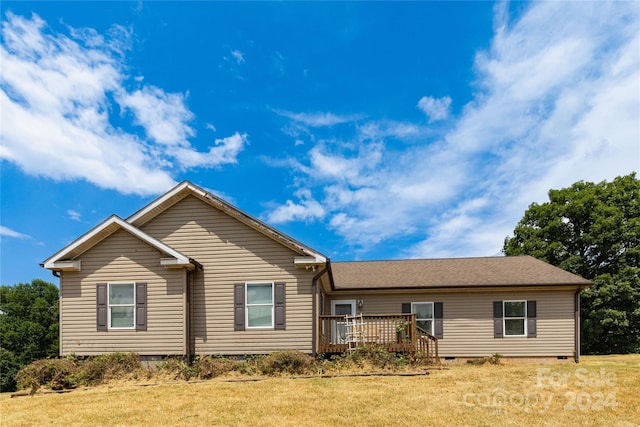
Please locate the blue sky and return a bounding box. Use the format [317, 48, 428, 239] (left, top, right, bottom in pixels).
[1, 1, 638, 286]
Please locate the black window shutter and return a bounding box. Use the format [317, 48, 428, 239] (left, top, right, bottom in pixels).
[493, 301, 503, 338]
[401, 303, 411, 314]
[234, 283, 245, 331]
[527, 300, 537, 338]
[434, 302, 444, 339]
[274, 282, 286, 330]
[97, 283, 108, 331]
[135, 283, 147, 331]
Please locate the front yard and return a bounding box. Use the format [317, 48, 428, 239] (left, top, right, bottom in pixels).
[1, 355, 638, 426]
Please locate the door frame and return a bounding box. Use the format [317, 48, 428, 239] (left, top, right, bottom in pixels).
[331, 300, 356, 343]
[331, 299, 356, 316]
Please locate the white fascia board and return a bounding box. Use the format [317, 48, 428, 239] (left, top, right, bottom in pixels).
[49, 260, 81, 271]
[43, 215, 191, 269]
[294, 256, 327, 266]
[43, 215, 118, 269]
[126, 181, 192, 224]
[127, 180, 327, 262]
[161, 258, 194, 269]
[117, 219, 191, 265]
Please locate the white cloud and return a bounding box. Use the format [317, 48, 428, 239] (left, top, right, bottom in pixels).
[306, 141, 384, 186]
[172, 132, 248, 169]
[276, 110, 362, 127]
[272, 1, 639, 258]
[67, 210, 82, 222]
[272, 51, 286, 76]
[358, 121, 423, 141]
[417, 96, 452, 122]
[117, 86, 195, 146]
[267, 189, 325, 223]
[0, 226, 30, 239]
[0, 12, 246, 196]
[408, 1, 639, 258]
[231, 49, 244, 64]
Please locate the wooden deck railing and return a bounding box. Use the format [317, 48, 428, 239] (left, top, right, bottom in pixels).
[318, 314, 439, 363]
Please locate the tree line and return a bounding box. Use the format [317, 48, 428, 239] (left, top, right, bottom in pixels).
[504, 173, 639, 354]
[1, 280, 59, 391]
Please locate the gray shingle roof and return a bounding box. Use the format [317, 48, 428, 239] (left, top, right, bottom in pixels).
[330, 256, 591, 290]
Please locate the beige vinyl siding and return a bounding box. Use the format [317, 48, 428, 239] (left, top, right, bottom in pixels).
[329, 289, 576, 357]
[60, 229, 185, 356]
[140, 195, 317, 354]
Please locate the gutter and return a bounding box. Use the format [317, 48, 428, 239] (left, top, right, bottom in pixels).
[330, 282, 591, 292]
[39, 262, 61, 278]
[311, 258, 331, 356]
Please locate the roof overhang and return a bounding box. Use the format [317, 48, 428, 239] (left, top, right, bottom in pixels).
[46, 260, 82, 272]
[294, 256, 327, 268]
[326, 283, 590, 295]
[42, 215, 194, 271]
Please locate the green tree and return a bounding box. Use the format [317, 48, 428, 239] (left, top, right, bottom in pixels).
[0, 279, 59, 391]
[504, 173, 640, 354]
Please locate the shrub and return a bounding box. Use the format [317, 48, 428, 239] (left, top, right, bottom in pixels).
[258, 351, 317, 376]
[347, 344, 405, 369]
[193, 355, 235, 379]
[16, 358, 79, 394]
[233, 355, 260, 376]
[74, 352, 143, 386]
[467, 353, 503, 366]
[157, 357, 196, 380]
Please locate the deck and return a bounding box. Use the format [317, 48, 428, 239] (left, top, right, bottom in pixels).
[318, 314, 438, 363]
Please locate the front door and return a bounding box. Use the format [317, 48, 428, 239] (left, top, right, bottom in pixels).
[331, 300, 356, 343]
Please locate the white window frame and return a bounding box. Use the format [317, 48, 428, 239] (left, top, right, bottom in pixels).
[107, 282, 136, 330]
[503, 300, 527, 337]
[411, 302, 434, 335]
[245, 282, 274, 329]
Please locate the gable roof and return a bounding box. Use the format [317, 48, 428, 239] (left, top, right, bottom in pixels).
[42, 215, 193, 271]
[126, 181, 326, 263]
[330, 256, 591, 290]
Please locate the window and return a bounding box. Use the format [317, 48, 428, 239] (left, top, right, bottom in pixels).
[234, 282, 286, 331]
[109, 283, 135, 328]
[411, 302, 434, 335]
[97, 282, 146, 331]
[246, 282, 274, 328]
[493, 300, 536, 338]
[503, 301, 526, 336]
[402, 301, 443, 338]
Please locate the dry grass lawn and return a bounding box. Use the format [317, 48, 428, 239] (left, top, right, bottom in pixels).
[2, 355, 639, 426]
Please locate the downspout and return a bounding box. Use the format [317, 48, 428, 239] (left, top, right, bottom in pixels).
[185, 258, 203, 363]
[186, 268, 192, 362]
[40, 262, 61, 278]
[56, 270, 62, 356]
[574, 286, 582, 363]
[312, 258, 331, 356]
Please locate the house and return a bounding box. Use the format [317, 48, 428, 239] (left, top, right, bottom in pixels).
[42, 181, 591, 362]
